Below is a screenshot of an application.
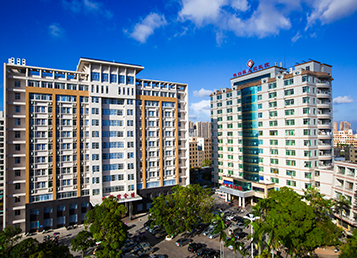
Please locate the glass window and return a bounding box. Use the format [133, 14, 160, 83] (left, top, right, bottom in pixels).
[57, 205, 65, 212]
[57, 216, 65, 225]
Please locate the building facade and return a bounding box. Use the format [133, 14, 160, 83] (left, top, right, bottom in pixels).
[4, 57, 189, 232]
[340, 121, 351, 132]
[0, 111, 4, 230]
[329, 161, 357, 234]
[334, 129, 357, 147]
[211, 60, 333, 205]
[196, 122, 211, 138]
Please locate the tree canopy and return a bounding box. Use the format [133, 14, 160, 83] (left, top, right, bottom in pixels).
[85, 195, 128, 258]
[252, 187, 342, 258]
[149, 184, 214, 236]
[70, 230, 95, 258]
[339, 229, 357, 258]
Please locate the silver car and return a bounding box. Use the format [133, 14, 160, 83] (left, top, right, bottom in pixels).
[208, 231, 220, 239]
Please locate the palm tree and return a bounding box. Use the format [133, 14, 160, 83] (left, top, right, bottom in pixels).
[334, 195, 351, 226]
[211, 213, 227, 257]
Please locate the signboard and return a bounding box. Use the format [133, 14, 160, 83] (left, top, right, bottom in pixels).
[233, 61, 270, 78]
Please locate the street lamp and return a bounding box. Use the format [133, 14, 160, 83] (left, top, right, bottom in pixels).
[243, 213, 260, 258]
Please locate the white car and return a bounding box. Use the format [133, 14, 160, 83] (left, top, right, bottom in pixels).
[137, 246, 153, 257]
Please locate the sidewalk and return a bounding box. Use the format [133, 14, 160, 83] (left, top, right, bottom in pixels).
[315, 246, 339, 258]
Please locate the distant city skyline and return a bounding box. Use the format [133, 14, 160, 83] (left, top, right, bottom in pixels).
[1, 0, 357, 124]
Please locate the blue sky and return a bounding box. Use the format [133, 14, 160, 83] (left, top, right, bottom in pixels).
[1, 0, 357, 128]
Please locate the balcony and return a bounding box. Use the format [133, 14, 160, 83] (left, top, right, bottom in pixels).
[316, 101, 331, 109]
[316, 81, 331, 88]
[316, 90, 331, 98]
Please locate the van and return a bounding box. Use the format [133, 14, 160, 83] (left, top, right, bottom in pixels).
[228, 225, 242, 236]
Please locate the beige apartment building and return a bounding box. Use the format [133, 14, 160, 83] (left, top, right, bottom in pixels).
[334, 129, 357, 147]
[189, 137, 212, 168]
[3, 57, 189, 232]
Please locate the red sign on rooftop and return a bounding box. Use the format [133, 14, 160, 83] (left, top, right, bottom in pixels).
[233, 61, 270, 78]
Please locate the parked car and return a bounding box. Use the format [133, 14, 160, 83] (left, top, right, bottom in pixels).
[137, 246, 153, 257]
[188, 243, 206, 253]
[149, 254, 165, 258]
[235, 222, 246, 229]
[175, 238, 192, 247]
[231, 216, 243, 222]
[234, 231, 248, 240]
[202, 228, 214, 236]
[133, 242, 150, 253]
[25, 232, 36, 236]
[122, 242, 138, 253]
[148, 225, 159, 233]
[196, 247, 208, 256]
[196, 224, 208, 234]
[144, 220, 153, 230]
[154, 230, 167, 239]
[201, 248, 217, 258]
[208, 232, 220, 239]
[228, 225, 242, 236]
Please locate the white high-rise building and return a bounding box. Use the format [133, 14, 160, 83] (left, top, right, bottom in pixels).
[3, 57, 189, 232]
[211, 60, 333, 206]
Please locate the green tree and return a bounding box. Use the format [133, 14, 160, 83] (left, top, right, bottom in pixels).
[29, 241, 73, 258]
[10, 237, 39, 258]
[304, 186, 334, 221]
[203, 159, 212, 167]
[334, 195, 351, 226]
[339, 229, 357, 258]
[254, 187, 341, 257]
[71, 230, 95, 258]
[149, 184, 214, 236]
[85, 195, 128, 258]
[0, 225, 22, 256]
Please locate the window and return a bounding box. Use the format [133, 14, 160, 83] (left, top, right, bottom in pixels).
[44, 218, 53, 227]
[15, 118, 21, 125]
[270, 130, 278, 136]
[270, 149, 278, 155]
[285, 109, 294, 115]
[270, 140, 278, 145]
[285, 119, 295, 126]
[30, 209, 39, 215]
[15, 93, 21, 100]
[269, 121, 278, 126]
[44, 207, 53, 213]
[15, 131, 20, 138]
[287, 180, 296, 187]
[15, 170, 21, 177]
[30, 221, 39, 229]
[271, 158, 279, 164]
[57, 216, 66, 225]
[303, 129, 311, 135]
[303, 118, 310, 125]
[286, 170, 296, 176]
[303, 97, 310, 104]
[269, 111, 277, 117]
[258, 104, 262, 109]
[286, 160, 296, 166]
[284, 89, 294, 96]
[268, 82, 276, 89]
[14, 144, 20, 151]
[285, 99, 294, 106]
[303, 107, 310, 114]
[286, 150, 296, 156]
[15, 106, 21, 113]
[285, 130, 294, 136]
[15, 183, 21, 189]
[302, 86, 310, 93]
[269, 101, 277, 108]
[286, 140, 295, 146]
[271, 177, 279, 183]
[91, 72, 100, 81]
[284, 78, 294, 85]
[57, 205, 65, 211]
[69, 203, 77, 209]
[269, 92, 277, 98]
[258, 95, 262, 100]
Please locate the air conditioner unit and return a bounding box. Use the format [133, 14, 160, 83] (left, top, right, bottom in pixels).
[49, 176, 53, 180]
[49, 114, 52, 118]
[73, 174, 77, 178]
[73, 185, 77, 189]
[31, 126, 34, 130]
[31, 190, 35, 194]
[57, 127, 60, 130]
[73, 138, 77, 142]
[81, 185, 85, 188]
[30, 165, 34, 168]
[73, 115, 77, 118]
[57, 115, 60, 118]
[49, 151, 52, 155]
[31, 178, 34, 181]
[48, 188, 53, 192]
[49, 164, 53, 167]
[49, 102, 52, 105]
[73, 150, 77, 154]
[31, 101, 34, 104]
[30, 114, 34, 117]
[30, 139, 34, 143]
[49, 139, 52, 142]
[57, 187, 61, 191]
[57, 151, 60, 155]
[31, 152, 34, 155]
[81, 174, 84, 177]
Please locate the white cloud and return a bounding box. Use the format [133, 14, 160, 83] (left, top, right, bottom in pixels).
[333, 96, 354, 104]
[129, 13, 167, 43]
[176, 0, 357, 40]
[193, 88, 213, 98]
[48, 23, 65, 38]
[307, 0, 357, 28]
[62, 0, 112, 19]
[190, 99, 211, 118]
[291, 32, 301, 43]
[189, 114, 198, 120]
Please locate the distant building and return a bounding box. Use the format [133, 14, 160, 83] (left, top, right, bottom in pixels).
[345, 146, 357, 163]
[334, 129, 357, 147]
[196, 122, 211, 138]
[333, 121, 338, 132]
[0, 111, 4, 230]
[189, 137, 212, 168]
[340, 121, 351, 131]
